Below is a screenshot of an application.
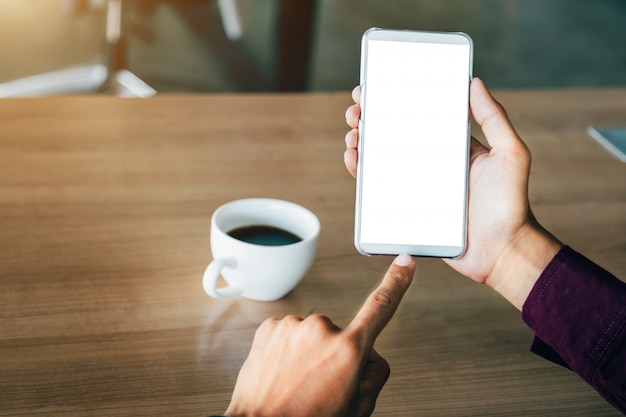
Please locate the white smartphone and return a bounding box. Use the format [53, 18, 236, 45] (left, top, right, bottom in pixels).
[354, 28, 473, 257]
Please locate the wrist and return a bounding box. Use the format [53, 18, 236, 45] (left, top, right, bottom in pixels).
[486, 221, 562, 311]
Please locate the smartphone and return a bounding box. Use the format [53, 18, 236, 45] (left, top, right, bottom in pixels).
[354, 28, 473, 257]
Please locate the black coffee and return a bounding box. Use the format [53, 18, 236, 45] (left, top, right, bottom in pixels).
[227, 225, 302, 246]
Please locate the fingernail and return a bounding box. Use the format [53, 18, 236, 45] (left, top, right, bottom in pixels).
[394, 254, 413, 267]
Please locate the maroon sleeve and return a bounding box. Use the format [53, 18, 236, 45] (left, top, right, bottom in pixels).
[522, 246, 626, 413]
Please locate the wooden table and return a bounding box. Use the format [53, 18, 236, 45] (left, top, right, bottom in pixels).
[1, 89, 624, 416]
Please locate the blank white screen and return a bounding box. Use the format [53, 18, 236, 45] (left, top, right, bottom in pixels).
[360, 39, 470, 248]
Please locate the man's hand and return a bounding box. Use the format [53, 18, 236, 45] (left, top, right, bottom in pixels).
[344, 78, 561, 310]
[224, 254, 416, 417]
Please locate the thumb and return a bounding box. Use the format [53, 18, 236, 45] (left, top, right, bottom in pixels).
[470, 77, 526, 154]
[352, 349, 390, 417]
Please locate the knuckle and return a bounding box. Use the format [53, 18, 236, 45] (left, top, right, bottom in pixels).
[307, 313, 329, 322]
[389, 270, 412, 287]
[304, 314, 339, 332]
[261, 316, 279, 327]
[370, 290, 395, 311]
[256, 316, 279, 336]
[282, 314, 303, 325]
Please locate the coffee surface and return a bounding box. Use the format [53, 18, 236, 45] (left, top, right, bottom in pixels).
[227, 225, 302, 246]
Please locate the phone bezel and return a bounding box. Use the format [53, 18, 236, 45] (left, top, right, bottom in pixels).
[354, 28, 473, 258]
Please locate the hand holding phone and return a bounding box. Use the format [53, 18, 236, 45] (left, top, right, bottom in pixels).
[355, 28, 473, 257]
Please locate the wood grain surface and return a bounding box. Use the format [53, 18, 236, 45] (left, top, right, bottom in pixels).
[0, 89, 624, 416]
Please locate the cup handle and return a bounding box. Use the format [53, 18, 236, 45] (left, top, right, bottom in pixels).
[202, 257, 243, 298]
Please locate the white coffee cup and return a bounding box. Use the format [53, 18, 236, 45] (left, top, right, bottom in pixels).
[202, 198, 320, 301]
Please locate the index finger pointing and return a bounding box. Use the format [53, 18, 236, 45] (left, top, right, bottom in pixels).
[347, 254, 416, 347]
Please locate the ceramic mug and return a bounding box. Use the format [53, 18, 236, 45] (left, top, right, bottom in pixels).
[202, 198, 320, 301]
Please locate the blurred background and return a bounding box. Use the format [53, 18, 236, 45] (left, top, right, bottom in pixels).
[0, 0, 625, 96]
